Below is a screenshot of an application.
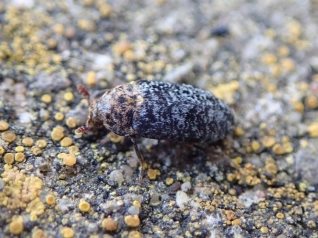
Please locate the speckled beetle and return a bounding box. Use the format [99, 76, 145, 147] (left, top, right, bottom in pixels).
[77, 80, 234, 176]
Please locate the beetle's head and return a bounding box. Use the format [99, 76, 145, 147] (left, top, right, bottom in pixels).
[76, 85, 104, 134]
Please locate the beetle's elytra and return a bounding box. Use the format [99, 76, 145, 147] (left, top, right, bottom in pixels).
[77, 80, 234, 143]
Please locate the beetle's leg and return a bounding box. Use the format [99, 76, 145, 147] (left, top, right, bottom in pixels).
[129, 136, 145, 181]
[77, 84, 90, 99]
[76, 125, 90, 134]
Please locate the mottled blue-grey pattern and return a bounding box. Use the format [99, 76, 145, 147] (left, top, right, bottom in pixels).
[85, 80, 234, 143]
[132, 80, 234, 143]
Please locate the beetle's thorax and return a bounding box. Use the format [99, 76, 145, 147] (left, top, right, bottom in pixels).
[94, 83, 144, 136]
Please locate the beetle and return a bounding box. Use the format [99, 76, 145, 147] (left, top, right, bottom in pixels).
[77, 80, 234, 176]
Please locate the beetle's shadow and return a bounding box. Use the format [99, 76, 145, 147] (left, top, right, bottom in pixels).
[144, 140, 231, 171]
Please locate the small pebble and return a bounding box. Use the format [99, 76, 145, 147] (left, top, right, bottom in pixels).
[176, 191, 189, 209]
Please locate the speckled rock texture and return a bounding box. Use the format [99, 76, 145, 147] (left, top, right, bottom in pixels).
[0, 0, 318, 237]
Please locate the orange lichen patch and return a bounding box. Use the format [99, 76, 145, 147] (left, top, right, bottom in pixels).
[62, 153, 77, 166]
[307, 122, 318, 137]
[51, 126, 65, 141]
[27, 197, 45, 221]
[234, 127, 245, 137]
[86, 71, 97, 86]
[261, 53, 277, 65]
[227, 163, 261, 186]
[272, 142, 293, 155]
[31, 146, 43, 156]
[9, 215, 24, 235]
[60, 137, 73, 147]
[147, 168, 161, 180]
[128, 231, 143, 238]
[60, 227, 74, 238]
[41, 94, 52, 104]
[0, 146, 5, 155]
[267, 184, 305, 201]
[3, 153, 14, 165]
[276, 212, 285, 219]
[32, 228, 46, 238]
[78, 199, 91, 212]
[68, 145, 79, 155]
[112, 41, 133, 56]
[107, 132, 125, 143]
[165, 177, 174, 186]
[15, 152, 26, 162]
[261, 136, 276, 148]
[209, 81, 240, 105]
[54, 112, 64, 121]
[22, 137, 33, 147]
[15, 146, 25, 152]
[65, 117, 77, 128]
[1, 131, 17, 143]
[64, 92, 74, 102]
[124, 215, 140, 228]
[77, 19, 96, 32]
[101, 217, 118, 232]
[45, 193, 56, 206]
[0, 120, 9, 131]
[35, 139, 47, 149]
[305, 95, 318, 109]
[0, 166, 43, 216]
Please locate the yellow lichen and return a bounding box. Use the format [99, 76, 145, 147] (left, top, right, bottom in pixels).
[209, 81, 240, 105]
[62, 154, 77, 166]
[66, 117, 77, 128]
[60, 227, 74, 238]
[22, 137, 34, 146]
[0, 120, 9, 131]
[0, 166, 44, 219]
[78, 199, 91, 212]
[9, 216, 24, 235]
[124, 215, 140, 227]
[101, 217, 118, 232]
[60, 137, 73, 147]
[51, 126, 65, 141]
[1, 131, 17, 143]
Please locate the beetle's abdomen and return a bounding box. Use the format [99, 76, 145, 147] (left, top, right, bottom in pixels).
[132, 80, 234, 143]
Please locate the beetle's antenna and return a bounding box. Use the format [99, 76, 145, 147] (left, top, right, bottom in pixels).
[77, 84, 90, 101]
[129, 136, 145, 181]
